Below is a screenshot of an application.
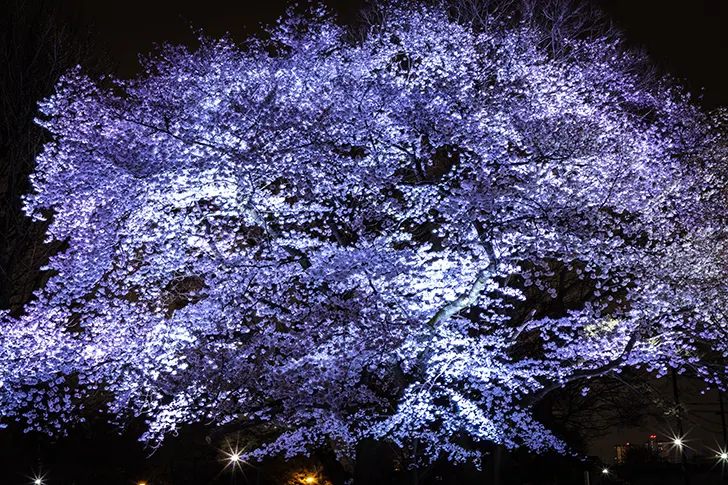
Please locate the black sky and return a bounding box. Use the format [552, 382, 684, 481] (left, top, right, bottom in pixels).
[603, 0, 728, 108]
[67, 0, 366, 77]
[63, 0, 728, 107]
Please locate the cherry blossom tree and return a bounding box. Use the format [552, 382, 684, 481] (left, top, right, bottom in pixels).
[0, 0, 110, 313]
[2, 0, 727, 468]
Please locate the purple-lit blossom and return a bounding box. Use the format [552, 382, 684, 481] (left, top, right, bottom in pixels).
[1, 2, 726, 466]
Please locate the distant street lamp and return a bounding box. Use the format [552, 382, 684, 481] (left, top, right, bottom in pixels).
[718, 447, 728, 485]
[221, 442, 247, 472]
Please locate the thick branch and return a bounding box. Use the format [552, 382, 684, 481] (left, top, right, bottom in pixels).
[426, 241, 497, 328]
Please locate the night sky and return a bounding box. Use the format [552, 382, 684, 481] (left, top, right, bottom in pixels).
[66, 0, 728, 107]
[66, 0, 365, 77]
[604, 0, 728, 108]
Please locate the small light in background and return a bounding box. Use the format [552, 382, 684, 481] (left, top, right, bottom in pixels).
[708, 444, 728, 463]
[715, 446, 728, 462]
[666, 430, 691, 453]
[601, 468, 609, 475]
[30, 471, 46, 485]
[220, 441, 248, 474]
[290, 466, 327, 485]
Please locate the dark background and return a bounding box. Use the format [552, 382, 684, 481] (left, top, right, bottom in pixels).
[65, 0, 728, 106]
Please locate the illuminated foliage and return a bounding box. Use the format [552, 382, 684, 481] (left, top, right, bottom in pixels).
[2, 0, 727, 467]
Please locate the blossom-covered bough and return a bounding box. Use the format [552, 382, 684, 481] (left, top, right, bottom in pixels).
[2, 0, 727, 468]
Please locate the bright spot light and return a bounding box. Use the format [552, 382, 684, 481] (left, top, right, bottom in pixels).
[720, 452, 728, 461]
[29, 470, 47, 485]
[220, 442, 248, 474]
[303, 477, 317, 484]
[674, 437, 684, 447]
[138, 482, 147, 485]
[601, 468, 609, 475]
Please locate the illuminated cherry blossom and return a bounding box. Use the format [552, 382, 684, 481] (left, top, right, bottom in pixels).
[1, 1, 727, 467]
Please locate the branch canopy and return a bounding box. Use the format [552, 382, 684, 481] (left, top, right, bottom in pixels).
[2, 0, 727, 466]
